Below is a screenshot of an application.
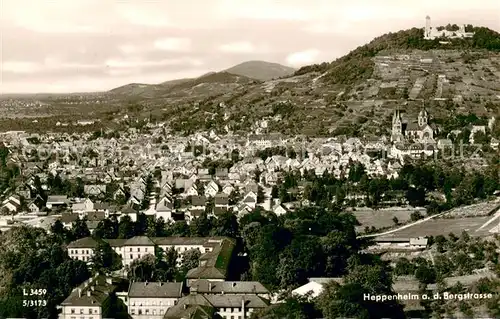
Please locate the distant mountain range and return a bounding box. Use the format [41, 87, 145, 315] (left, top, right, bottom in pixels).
[223, 60, 295, 81]
[108, 61, 294, 96]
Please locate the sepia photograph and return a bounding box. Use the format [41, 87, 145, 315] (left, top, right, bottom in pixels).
[0, 0, 499, 318]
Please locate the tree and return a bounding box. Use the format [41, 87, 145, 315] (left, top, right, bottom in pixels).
[394, 258, 415, 276]
[410, 210, 424, 222]
[415, 263, 436, 284]
[50, 220, 71, 243]
[94, 218, 118, 239]
[271, 185, 279, 199]
[91, 241, 122, 274]
[276, 236, 324, 288]
[251, 294, 319, 319]
[189, 212, 213, 237]
[126, 254, 157, 282]
[180, 248, 201, 274]
[257, 186, 265, 203]
[0, 226, 91, 318]
[211, 211, 239, 238]
[392, 216, 399, 225]
[71, 218, 90, 239]
[118, 215, 135, 239]
[348, 162, 366, 183]
[228, 188, 241, 205]
[318, 262, 405, 319]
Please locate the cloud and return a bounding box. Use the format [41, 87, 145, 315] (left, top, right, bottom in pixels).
[1, 61, 42, 74]
[104, 57, 203, 69]
[215, 0, 315, 21]
[118, 44, 142, 54]
[218, 41, 257, 53]
[154, 38, 192, 52]
[116, 3, 171, 28]
[286, 49, 321, 67]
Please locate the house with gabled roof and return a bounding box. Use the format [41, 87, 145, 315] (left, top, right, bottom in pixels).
[204, 180, 220, 198]
[191, 196, 207, 211]
[59, 274, 126, 319]
[242, 191, 257, 209]
[84, 184, 106, 196]
[214, 193, 229, 209]
[46, 195, 68, 209]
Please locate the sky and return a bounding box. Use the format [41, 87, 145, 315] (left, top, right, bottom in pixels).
[0, 0, 499, 94]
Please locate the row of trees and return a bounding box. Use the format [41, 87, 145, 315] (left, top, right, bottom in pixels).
[268, 161, 498, 211]
[0, 226, 91, 318]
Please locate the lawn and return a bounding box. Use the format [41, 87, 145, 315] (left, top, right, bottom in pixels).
[378, 216, 495, 238]
[353, 207, 422, 231]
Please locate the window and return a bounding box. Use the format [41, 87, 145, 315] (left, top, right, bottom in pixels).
[80, 309, 84, 314]
[71, 309, 75, 314]
[138, 309, 142, 315]
[145, 248, 148, 252]
[131, 309, 135, 315]
[231, 316, 234, 319]
[130, 254, 133, 259]
[130, 248, 132, 252]
[86, 250, 89, 254]
[137, 247, 140, 252]
[89, 309, 93, 314]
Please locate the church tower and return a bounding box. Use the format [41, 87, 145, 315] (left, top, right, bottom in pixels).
[418, 108, 428, 127]
[391, 109, 403, 142]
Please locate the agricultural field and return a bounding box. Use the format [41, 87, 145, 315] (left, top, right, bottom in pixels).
[353, 207, 426, 231]
[378, 215, 496, 238]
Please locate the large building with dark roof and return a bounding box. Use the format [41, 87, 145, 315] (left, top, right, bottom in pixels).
[67, 236, 236, 282]
[163, 293, 269, 319]
[128, 281, 183, 319]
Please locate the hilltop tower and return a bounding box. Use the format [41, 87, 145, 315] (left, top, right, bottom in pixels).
[425, 16, 431, 39]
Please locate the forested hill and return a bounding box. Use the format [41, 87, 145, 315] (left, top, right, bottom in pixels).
[295, 26, 500, 86]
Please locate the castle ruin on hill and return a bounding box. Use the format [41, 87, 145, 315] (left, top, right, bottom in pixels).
[424, 16, 475, 40]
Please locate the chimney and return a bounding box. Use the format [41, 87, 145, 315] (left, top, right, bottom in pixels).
[159, 282, 163, 286]
[183, 304, 188, 310]
[241, 297, 245, 314]
[106, 278, 112, 285]
[232, 282, 236, 288]
[87, 290, 91, 297]
[78, 288, 82, 298]
[208, 282, 212, 291]
[145, 281, 148, 286]
[91, 286, 95, 291]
